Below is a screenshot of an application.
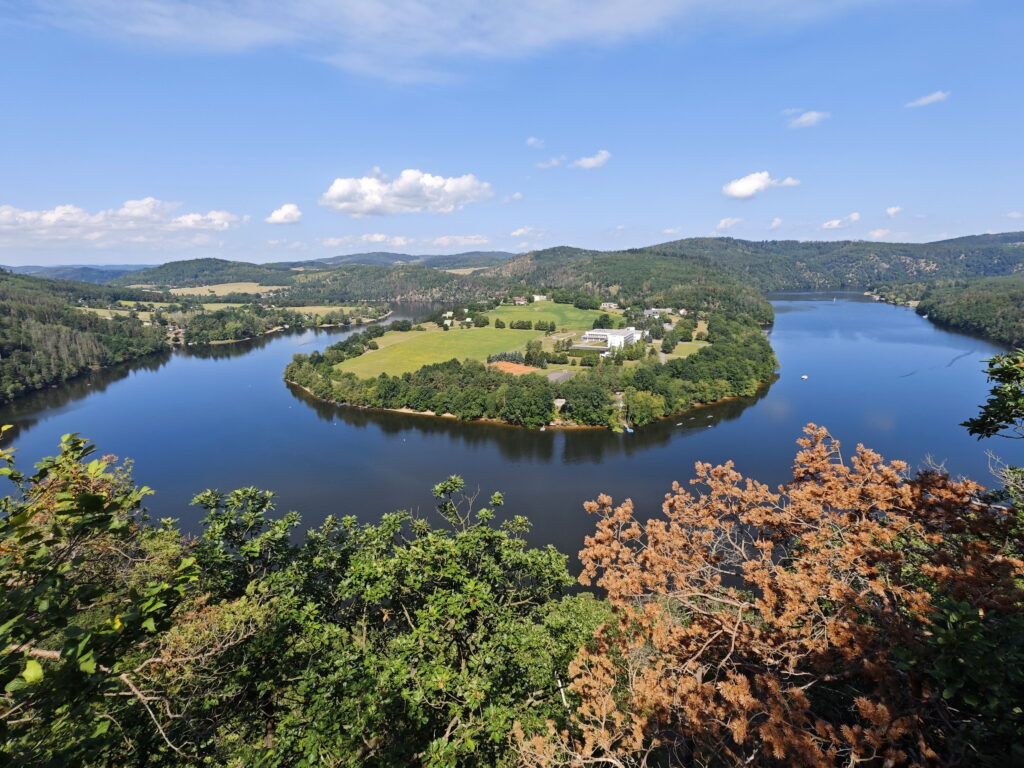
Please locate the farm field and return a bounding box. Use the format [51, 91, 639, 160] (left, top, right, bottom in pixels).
[485, 300, 618, 330]
[336, 326, 540, 378]
[168, 282, 287, 296]
[79, 307, 155, 321]
[118, 300, 244, 310]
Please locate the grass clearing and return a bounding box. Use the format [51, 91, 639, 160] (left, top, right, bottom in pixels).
[336, 326, 541, 378]
[169, 282, 287, 296]
[444, 267, 488, 275]
[664, 341, 709, 361]
[486, 300, 617, 331]
[78, 307, 154, 322]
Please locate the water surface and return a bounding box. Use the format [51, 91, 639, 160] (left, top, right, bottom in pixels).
[3, 294, 1019, 559]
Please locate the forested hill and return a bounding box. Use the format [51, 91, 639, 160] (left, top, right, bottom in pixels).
[109, 258, 294, 288]
[284, 250, 518, 270]
[645, 233, 1024, 290]
[3, 265, 138, 283]
[0, 271, 167, 403]
[875, 274, 1024, 348]
[282, 264, 495, 304]
[481, 246, 772, 322]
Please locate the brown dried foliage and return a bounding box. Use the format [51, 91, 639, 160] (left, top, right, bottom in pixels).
[516, 425, 1024, 768]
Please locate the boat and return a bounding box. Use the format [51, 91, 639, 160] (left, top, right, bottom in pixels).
[801, 374, 809, 380]
[625, 427, 634, 434]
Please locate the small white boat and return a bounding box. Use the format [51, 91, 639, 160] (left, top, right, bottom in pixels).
[800, 374, 809, 380]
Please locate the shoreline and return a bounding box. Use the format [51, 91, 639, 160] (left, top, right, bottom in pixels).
[184, 309, 392, 347]
[285, 378, 770, 432]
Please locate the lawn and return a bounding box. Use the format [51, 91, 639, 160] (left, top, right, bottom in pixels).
[79, 307, 154, 321]
[169, 282, 287, 296]
[486, 300, 618, 331]
[336, 326, 541, 378]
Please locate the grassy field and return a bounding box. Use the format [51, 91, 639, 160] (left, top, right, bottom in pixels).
[664, 341, 709, 361]
[486, 301, 617, 331]
[80, 307, 155, 321]
[336, 326, 540, 378]
[118, 300, 243, 310]
[168, 282, 287, 296]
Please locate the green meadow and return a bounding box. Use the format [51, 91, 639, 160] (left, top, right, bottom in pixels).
[336, 326, 541, 378]
[485, 300, 617, 330]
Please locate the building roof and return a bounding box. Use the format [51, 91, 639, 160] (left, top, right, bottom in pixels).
[584, 327, 635, 337]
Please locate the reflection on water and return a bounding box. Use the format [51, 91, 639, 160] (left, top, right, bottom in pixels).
[1, 295, 1020, 562]
[287, 374, 774, 464]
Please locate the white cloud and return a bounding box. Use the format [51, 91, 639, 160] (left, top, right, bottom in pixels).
[536, 155, 566, 169]
[511, 226, 538, 237]
[0, 197, 242, 249]
[431, 234, 489, 247]
[525, 136, 545, 148]
[722, 171, 800, 199]
[662, 227, 682, 235]
[320, 168, 493, 216]
[322, 233, 413, 248]
[572, 149, 611, 169]
[33, 1, 874, 81]
[717, 217, 742, 230]
[266, 203, 302, 224]
[170, 210, 241, 231]
[1008, 211, 1023, 219]
[886, 205, 902, 218]
[822, 212, 861, 230]
[869, 228, 891, 239]
[768, 217, 783, 230]
[788, 110, 830, 128]
[905, 90, 949, 108]
[506, 191, 524, 202]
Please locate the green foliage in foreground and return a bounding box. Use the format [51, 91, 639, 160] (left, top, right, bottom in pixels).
[1, 437, 607, 767]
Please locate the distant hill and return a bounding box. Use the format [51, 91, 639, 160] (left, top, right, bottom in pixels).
[640, 233, 1024, 290]
[4, 264, 147, 284]
[109, 258, 294, 288]
[272, 250, 518, 270]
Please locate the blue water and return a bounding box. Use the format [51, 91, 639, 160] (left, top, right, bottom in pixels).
[2, 293, 1019, 559]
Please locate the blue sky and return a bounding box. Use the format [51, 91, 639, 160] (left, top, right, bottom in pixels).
[1, 0, 1022, 265]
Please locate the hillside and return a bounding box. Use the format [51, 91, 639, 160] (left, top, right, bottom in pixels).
[281, 264, 495, 304]
[875, 273, 1024, 347]
[109, 258, 294, 288]
[291, 250, 518, 270]
[3, 265, 142, 283]
[0, 271, 168, 402]
[646, 233, 1024, 290]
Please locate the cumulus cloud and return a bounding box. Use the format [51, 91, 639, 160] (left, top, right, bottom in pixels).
[266, 203, 302, 224]
[869, 228, 891, 239]
[662, 227, 682, 235]
[525, 136, 545, 148]
[30, 1, 871, 81]
[905, 90, 949, 108]
[170, 210, 241, 230]
[506, 191, 524, 202]
[717, 217, 742, 230]
[511, 226, 538, 237]
[0, 197, 243, 249]
[431, 234, 489, 247]
[769, 217, 783, 230]
[536, 156, 566, 169]
[886, 205, 902, 218]
[572, 149, 611, 169]
[822, 212, 861, 230]
[788, 110, 830, 128]
[320, 169, 493, 216]
[722, 171, 800, 199]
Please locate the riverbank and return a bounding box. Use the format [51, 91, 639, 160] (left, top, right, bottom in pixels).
[186, 309, 393, 347]
[285, 376, 771, 432]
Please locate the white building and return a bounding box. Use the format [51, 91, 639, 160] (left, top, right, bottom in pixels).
[532, 294, 548, 302]
[599, 302, 620, 310]
[643, 308, 673, 318]
[580, 327, 639, 349]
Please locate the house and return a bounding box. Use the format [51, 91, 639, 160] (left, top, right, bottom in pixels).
[442, 311, 454, 319]
[512, 296, 528, 306]
[580, 326, 639, 349]
[532, 294, 547, 302]
[643, 308, 673, 318]
[599, 302, 620, 310]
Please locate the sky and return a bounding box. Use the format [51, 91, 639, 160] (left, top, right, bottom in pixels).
[1, 0, 1022, 265]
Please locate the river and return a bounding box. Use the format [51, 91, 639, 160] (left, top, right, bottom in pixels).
[2, 293, 1020, 559]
